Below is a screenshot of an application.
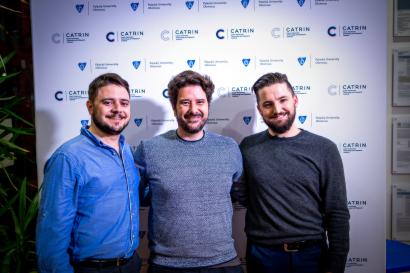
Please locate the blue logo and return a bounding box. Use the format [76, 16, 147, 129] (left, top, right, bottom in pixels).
[132, 60, 141, 70]
[106, 32, 115, 42]
[78, 62, 87, 71]
[81, 120, 89, 127]
[241, 0, 249, 8]
[216, 29, 225, 39]
[297, 57, 306, 66]
[163, 89, 169, 98]
[242, 58, 251, 67]
[297, 0, 305, 7]
[327, 26, 337, 37]
[298, 115, 307, 124]
[134, 118, 143, 127]
[55, 91, 63, 101]
[243, 116, 252, 125]
[187, 59, 195, 68]
[185, 1, 194, 9]
[130, 2, 139, 11]
[75, 4, 84, 13]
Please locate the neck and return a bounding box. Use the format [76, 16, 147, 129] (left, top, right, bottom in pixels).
[268, 125, 301, 138]
[88, 124, 121, 152]
[176, 128, 204, 141]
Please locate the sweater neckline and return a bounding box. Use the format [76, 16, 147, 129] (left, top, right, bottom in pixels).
[266, 129, 305, 142]
[175, 130, 206, 143]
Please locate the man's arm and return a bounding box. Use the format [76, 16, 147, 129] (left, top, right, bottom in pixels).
[322, 143, 350, 273]
[36, 153, 79, 273]
[230, 140, 248, 207]
[133, 142, 150, 207]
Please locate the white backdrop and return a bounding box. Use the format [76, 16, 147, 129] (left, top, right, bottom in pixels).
[31, 0, 387, 272]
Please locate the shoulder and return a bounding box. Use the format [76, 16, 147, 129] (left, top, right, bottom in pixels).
[205, 131, 239, 147]
[53, 134, 87, 158]
[302, 130, 337, 148]
[240, 130, 268, 150]
[300, 131, 339, 157]
[45, 134, 87, 170]
[140, 130, 176, 147]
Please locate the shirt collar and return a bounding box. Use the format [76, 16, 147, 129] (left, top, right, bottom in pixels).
[80, 126, 125, 150]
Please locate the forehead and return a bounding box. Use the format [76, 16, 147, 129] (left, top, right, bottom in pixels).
[96, 84, 129, 99]
[177, 85, 206, 100]
[258, 83, 292, 100]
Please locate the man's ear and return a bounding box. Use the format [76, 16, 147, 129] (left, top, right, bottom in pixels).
[293, 95, 299, 108]
[86, 100, 93, 115]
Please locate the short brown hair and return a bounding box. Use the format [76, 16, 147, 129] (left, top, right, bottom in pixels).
[88, 73, 130, 102]
[252, 72, 295, 103]
[167, 70, 214, 109]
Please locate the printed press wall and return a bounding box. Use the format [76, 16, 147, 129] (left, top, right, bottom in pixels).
[31, 0, 387, 272]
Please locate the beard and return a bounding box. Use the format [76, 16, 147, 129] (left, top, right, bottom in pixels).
[91, 112, 129, 136]
[177, 112, 207, 134]
[263, 109, 296, 134]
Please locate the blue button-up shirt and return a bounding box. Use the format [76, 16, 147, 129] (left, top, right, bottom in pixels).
[36, 128, 140, 273]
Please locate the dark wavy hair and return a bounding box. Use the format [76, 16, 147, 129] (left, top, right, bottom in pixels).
[167, 70, 214, 109]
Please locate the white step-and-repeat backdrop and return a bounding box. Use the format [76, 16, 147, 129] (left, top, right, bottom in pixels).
[31, 0, 387, 272]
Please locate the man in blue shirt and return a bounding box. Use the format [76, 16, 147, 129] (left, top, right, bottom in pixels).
[36, 73, 141, 273]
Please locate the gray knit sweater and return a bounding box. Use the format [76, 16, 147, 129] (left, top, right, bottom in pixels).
[134, 130, 243, 268]
[235, 129, 349, 273]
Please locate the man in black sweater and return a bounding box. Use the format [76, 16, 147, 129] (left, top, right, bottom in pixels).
[234, 72, 349, 273]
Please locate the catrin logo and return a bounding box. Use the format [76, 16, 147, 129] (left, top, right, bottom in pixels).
[75, 4, 84, 13]
[51, 33, 61, 43]
[106, 32, 115, 42]
[242, 58, 251, 67]
[271, 28, 281, 38]
[55, 91, 64, 101]
[298, 115, 307, 124]
[78, 62, 87, 71]
[328, 26, 337, 37]
[187, 60, 195, 68]
[297, 57, 306, 66]
[328, 84, 339, 95]
[185, 1, 194, 9]
[134, 118, 143, 127]
[132, 60, 141, 70]
[162, 89, 169, 98]
[342, 142, 367, 153]
[216, 29, 225, 39]
[297, 0, 305, 7]
[130, 2, 139, 11]
[347, 200, 367, 210]
[241, 0, 250, 8]
[81, 120, 89, 127]
[161, 30, 170, 41]
[328, 84, 367, 96]
[346, 257, 368, 268]
[243, 116, 252, 125]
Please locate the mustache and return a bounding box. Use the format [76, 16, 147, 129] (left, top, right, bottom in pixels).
[106, 112, 127, 118]
[271, 112, 288, 118]
[184, 112, 203, 118]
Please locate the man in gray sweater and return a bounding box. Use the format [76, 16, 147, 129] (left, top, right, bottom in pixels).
[134, 70, 243, 273]
[233, 72, 349, 273]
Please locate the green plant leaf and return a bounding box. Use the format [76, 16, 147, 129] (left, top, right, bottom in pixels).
[23, 191, 39, 233]
[0, 124, 34, 136]
[1, 52, 16, 66]
[0, 71, 20, 85]
[0, 139, 30, 153]
[0, 107, 33, 127]
[18, 178, 27, 227]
